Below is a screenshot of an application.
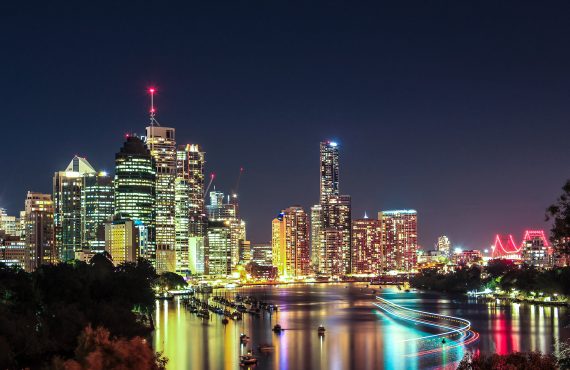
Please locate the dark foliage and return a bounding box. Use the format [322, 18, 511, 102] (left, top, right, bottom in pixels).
[546, 180, 570, 255]
[0, 256, 157, 369]
[409, 265, 482, 293]
[457, 351, 557, 370]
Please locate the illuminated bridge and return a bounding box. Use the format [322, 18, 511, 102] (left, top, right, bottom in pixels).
[374, 296, 479, 357]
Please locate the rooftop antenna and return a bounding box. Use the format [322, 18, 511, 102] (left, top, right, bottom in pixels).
[148, 87, 160, 126]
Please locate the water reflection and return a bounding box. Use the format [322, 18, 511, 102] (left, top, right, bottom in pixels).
[153, 284, 569, 370]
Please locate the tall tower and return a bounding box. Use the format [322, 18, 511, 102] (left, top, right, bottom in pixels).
[82, 171, 114, 255]
[24, 192, 55, 271]
[272, 206, 310, 277]
[144, 88, 177, 273]
[320, 141, 339, 204]
[310, 204, 322, 268]
[53, 156, 96, 261]
[379, 210, 418, 272]
[114, 135, 156, 264]
[177, 144, 206, 237]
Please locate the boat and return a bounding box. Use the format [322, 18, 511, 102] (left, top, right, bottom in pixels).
[273, 324, 283, 333]
[318, 325, 326, 335]
[240, 353, 257, 366]
[240, 333, 250, 343]
[442, 338, 446, 344]
[222, 318, 229, 325]
[403, 282, 411, 292]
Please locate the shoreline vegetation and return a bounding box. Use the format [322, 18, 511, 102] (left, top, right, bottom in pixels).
[410, 259, 570, 307]
[0, 254, 171, 369]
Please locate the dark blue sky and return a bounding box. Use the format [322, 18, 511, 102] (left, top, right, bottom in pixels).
[2, 1, 569, 249]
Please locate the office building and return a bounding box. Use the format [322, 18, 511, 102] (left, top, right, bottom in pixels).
[82, 171, 114, 254]
[436, 235, 451, 258]
[145, 126, 176, 273]
[114, 135, 156, 263]
[205, 220, 232, 276]
[53, 156, 97, 261]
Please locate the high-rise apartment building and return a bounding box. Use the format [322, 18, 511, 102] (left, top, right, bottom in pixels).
[521, 230, 551, 268]
[145, 126, 176, 273]
[251, 243, 273, 267]
[114, 135, 156, 264]
[82, 171, 114, 254]
[322, 195, 352, 274]
[379, 210, 418, 272]
[272, 207, 310, 277]
[53, 156, 97, 261]
[320, 228, 344, 276]
[24, 192, 55, 272]
[352, 217, 382, 274]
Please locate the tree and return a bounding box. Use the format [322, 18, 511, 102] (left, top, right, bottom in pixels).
[486, 259, 515, 279]
[546, 180, 570, 255]
[458, 351, 557, 370]
[153, 272, 187, 293]
[51, 326, 167, 370]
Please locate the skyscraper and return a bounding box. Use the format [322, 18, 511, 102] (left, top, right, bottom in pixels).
[53, 156, 97, 261]
[320, 141, 339, 204]
[205, 220, 232, 275]
[310, 204, 322, 269]
[315, 141, 352, 275]
[24, 192, 55, 272]
[352, 217, 382, 274]
[82, 171, 114, 254]
[379, 210, 418, 272]
[145, 125, 177, 273]
[271, 206, 310, 277]
[175, 144, 206, 274]
[114, 135, 156, 264]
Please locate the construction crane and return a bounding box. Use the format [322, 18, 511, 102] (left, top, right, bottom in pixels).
[231, 167, 244, 202]
[204, 172, 215, 198]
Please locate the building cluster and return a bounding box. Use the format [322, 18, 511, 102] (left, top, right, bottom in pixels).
[0, 91, 248, 276]
[270, 141, 418, 278]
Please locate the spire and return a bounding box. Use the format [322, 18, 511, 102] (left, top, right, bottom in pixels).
[363, 211, 368, 219]
[148, 87, 160, 126]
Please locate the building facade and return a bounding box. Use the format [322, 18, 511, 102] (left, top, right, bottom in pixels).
[145, 126, 177, 273]
[379, 210, 418, 272]
[114, 136, 156, 264]
[271, 207, 310, 277]
[82, 171, 114, 254]
[351, 218, 382, 274]
[105, 219, 139, 265]
[24, 192, 55, 271]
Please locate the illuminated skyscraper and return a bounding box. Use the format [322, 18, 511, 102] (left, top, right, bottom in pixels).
[82, 172, 114, 254]
[272, 207, 310, 277]
[114, 135, 156, 264]
[379, 210, 418, 272]
[320, 141, 339, 204]
[24, 192, 55, 272]
[145, 125, 176, 273]
[175, 144, 206, 274]
[177, 144, 206, 237]
[205, 220, 232, 275]
[0, 208, 19, 237]
[310, 204, 322, 268]
[316, 141, 352, 275]
[53, 156, 96, 261]
[352, 217, 382, 274]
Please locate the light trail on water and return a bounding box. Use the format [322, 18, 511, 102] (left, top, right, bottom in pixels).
[374, 296, 478, 357]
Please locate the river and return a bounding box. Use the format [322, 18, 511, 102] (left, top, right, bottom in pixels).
[153, 283, 570, 370]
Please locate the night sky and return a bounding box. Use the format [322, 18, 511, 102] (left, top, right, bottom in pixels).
[2, 2, 570, 249]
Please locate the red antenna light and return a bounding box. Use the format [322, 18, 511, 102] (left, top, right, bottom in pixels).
[148, 87, 158, 125]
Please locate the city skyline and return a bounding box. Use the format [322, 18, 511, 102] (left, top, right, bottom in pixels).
[2, 2, 570, 250]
